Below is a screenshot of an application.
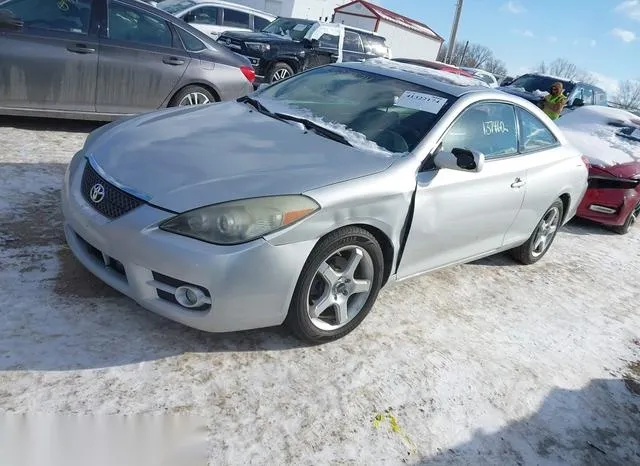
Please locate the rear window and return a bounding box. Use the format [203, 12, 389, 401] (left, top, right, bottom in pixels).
[509, 74, 574, 96]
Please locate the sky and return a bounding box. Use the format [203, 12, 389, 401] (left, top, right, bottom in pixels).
[375, 0, 640, 95]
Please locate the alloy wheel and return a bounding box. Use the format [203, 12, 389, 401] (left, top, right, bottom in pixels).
[178, 92, 211, 106]
[306, 245, 375, 331]
[531, 206, 561, 258]
[272, 69, 291, 81]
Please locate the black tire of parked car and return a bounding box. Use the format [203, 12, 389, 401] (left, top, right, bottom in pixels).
[286, 226, 385, 343]
[267, 62, 295, 83]
[169, 85, 217, 107]
[510, 198, 564, 265]
[611, 201, 640, 235]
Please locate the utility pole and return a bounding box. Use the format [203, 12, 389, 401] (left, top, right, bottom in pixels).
[445, 0, 464, 64]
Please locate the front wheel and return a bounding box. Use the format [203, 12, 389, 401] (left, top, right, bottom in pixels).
[267, 62, 294, 83]
[510, 199, 564, 265]
[285, 227, 385, 343]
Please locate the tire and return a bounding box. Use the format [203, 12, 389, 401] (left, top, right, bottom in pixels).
[267, 62, 294, 83]
[285, 226, 385, 343]
[510, 198, 564, 265]
[169, 85, 216, 107]
[610, 201, 640, 235]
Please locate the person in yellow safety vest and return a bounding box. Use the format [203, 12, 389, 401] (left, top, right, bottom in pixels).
[537, 81, 568, 120]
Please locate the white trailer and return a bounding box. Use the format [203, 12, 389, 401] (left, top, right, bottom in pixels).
[332, 0, 444, 61]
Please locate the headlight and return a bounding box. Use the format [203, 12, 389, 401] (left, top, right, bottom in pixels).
[245, 42, 270, 53]
[160, 195, 319, 245]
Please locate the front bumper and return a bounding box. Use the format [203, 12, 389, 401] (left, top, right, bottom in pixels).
[61, 158, 316, 333]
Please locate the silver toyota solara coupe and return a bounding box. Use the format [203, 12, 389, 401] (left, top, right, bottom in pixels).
[61, 59, 588, 342]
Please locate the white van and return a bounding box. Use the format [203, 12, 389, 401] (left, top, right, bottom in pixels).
[156, 0, 276, 39]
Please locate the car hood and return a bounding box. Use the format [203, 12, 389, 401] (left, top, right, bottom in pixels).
[219, 30, 296, 44]
[592, 160, 640, 179]
[84, 102, 394, 213]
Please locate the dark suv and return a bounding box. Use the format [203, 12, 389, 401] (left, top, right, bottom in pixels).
[500, 73, 608, 115]
[216, 17, 390, 84]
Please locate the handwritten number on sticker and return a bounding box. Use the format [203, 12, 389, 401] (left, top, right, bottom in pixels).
[483, 120, 509, 136]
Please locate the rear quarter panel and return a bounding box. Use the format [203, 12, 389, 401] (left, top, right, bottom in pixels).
[169, 60, 253, 104]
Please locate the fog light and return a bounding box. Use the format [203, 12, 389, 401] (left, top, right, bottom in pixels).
[589, 204, 617, 214]
[175, 286, 207, 308]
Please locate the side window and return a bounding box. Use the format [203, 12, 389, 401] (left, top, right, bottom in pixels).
[318, 33, 339, 49]
[188, 6, 218, 25]
[572, 86, 584, 104]
[595, 91, 608, 106]
[441, 102, 518, 160]
[109, 3, 173, 47]
[253, 15, 270, 31]
[363, 36, 387, 56]
[1, 0, 92, 34]
[582, 87, 594, 105]
[516, 107, 558, 152]
[176, 27, 205, 52]
[222, 8, 250, 28]
[343, 31, 364, 53]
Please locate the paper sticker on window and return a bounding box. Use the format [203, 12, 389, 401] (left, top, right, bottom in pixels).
[483, 120, 509, 136]
[394, 91, 448, 114]
[293, 24, 307, 31]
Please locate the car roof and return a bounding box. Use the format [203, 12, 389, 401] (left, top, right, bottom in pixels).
[337, 59, 496, 97]
[161, 0, 276, 17]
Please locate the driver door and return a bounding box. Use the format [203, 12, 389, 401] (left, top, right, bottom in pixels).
[304, 32, 340, 71]
[0, 0, 99, 112]
[396, 101, 527, 279]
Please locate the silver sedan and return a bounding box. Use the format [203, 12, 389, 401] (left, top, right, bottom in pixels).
[61, 59, 588, 342]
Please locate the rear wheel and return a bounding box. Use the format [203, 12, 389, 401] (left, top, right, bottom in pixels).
[286, 227, 384, 343]
[267, 62, 294, 83]
[611, 201, 640, 235]
[510, 199, 564, 265]
[170, 85, 216, 107]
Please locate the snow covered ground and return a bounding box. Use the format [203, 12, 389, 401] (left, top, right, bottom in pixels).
[0, 116, 639, 465]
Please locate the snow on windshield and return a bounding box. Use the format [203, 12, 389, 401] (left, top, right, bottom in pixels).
[556, 106, 640, 166]
[256, 97, 401, 157]
[365, 58, 487, 87]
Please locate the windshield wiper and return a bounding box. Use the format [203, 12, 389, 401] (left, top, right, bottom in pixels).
[237, 96, 294, 124]
[274, 113, 353, 147]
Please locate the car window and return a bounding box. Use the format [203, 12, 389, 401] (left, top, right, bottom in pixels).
[442, 102, 518, 159]
[222, 8, 250, 28]
[176, 26, 205, 51]
[253, 15, 270, 31]
[516, 107, 558, 152]
[572, 86, 584, 105]
[595, 91, 608, 106]
[109, 2, 173, 47]
[582, 87, 594, 105]
[318, 33, 338, 49]
[0, 0, 92, 34]
[344, 31, 364, 53]
[189, 6, 217, 25]
[363, 35, 387, 56]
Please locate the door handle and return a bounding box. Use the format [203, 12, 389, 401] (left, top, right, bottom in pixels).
[67, 44, 96, 54]
[511, 177, 526, 188]
[162, 57, 185, 66]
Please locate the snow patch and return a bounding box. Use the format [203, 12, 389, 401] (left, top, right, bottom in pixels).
[556, 106, 640, 166]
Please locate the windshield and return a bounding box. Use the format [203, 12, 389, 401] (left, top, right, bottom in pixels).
[261, 17, 314, 41]
[254, 66, 456, 154]
[156, 0, 195, 14]
[509, 74, 574, 96]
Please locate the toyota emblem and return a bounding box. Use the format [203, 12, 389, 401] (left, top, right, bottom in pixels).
[89, 183, 105, 204]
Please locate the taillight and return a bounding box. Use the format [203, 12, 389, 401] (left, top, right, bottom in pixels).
[240, 66, 256, 83]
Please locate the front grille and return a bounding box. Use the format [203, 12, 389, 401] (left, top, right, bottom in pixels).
[81, 163, 144, 219]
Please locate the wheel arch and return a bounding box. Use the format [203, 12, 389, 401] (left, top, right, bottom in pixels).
[268, 57, 302, 75]
[167, 82, 221, 108]
[559, 192, 571, 224]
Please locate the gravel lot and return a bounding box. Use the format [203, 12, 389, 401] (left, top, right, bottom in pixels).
[1, 116, 639, 465]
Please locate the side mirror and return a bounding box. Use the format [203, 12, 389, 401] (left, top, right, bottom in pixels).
[572, 98, 584, 107]
[500, 79, 513, 87]
[434, 147, 484, 173]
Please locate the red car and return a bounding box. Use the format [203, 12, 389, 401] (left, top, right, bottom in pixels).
[556, 106, 640, 235]
[577, 160, 640, 234]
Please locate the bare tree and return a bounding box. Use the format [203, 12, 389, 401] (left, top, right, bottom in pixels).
[615, 80, 640, 110]
[534, 58, 598, 84]
[437, 40, 507, 75]
[483, 58, 507, 77]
